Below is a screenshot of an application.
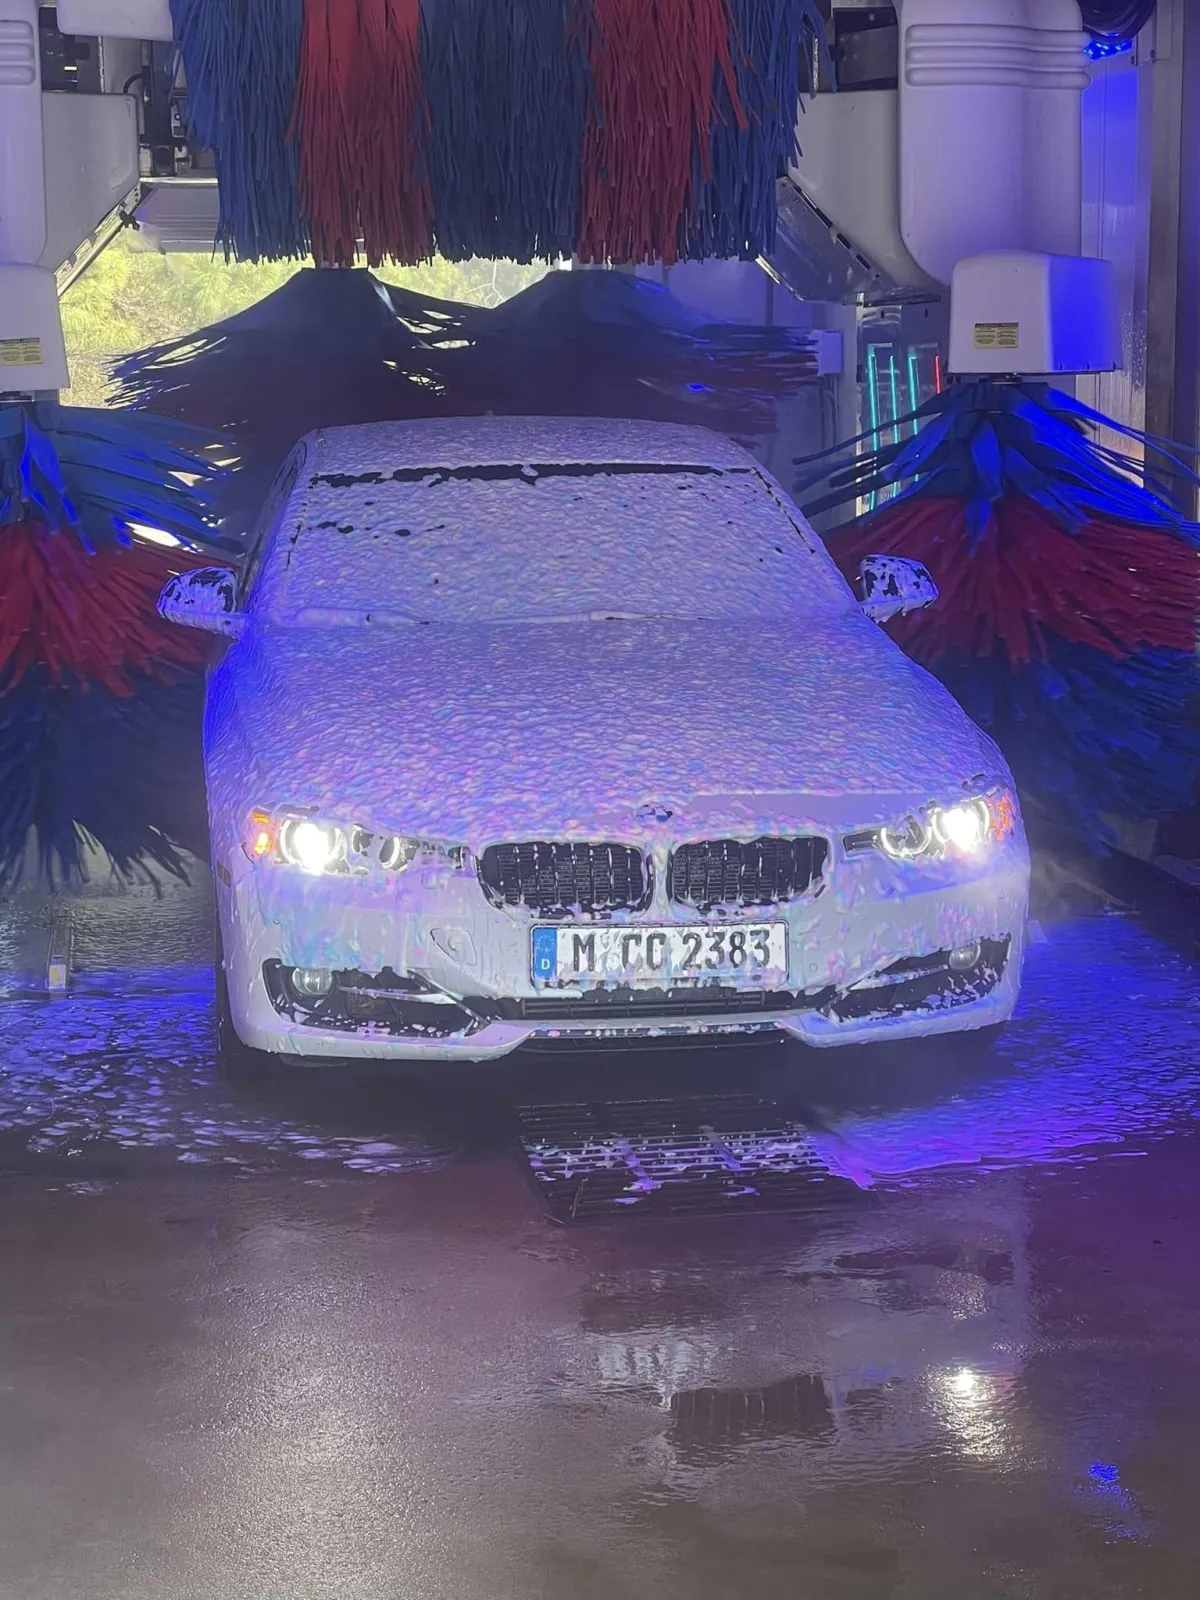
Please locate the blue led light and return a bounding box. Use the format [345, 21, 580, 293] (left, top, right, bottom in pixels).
[1084, 37, 1135, 60]
[1089, 1462, 1121, 1484]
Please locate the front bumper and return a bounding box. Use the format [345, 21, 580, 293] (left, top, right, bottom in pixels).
[216, 840, 1029, 1061]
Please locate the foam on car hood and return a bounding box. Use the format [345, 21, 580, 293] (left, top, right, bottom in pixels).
[211, 615, 1001, 844]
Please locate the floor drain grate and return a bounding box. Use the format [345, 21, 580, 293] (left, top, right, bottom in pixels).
[517, 1094, 842, 1222]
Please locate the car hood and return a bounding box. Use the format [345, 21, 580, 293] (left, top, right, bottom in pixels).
[221, 617, 1001, 843]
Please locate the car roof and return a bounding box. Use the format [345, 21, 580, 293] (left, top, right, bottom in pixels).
[304, 416, 756, 473]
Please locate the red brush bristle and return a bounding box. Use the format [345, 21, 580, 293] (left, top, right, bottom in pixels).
[577, 0, 737, 266]
[293, 0, 361, 265]
[357, 0, 429, 265]
[0, 526, 213, 695]
[294, 0, 429, 267]
[829, 495, 1200, 665]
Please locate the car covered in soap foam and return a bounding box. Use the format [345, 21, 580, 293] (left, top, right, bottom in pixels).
[160, 417, 1029, 1066]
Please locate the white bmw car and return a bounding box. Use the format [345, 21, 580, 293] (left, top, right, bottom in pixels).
[160, 417, 1029, 1067]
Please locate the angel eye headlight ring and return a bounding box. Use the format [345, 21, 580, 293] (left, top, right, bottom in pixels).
[878, 815, 934, 859]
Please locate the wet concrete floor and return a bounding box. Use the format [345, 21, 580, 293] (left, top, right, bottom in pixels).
[2, 866, 1199, 1598]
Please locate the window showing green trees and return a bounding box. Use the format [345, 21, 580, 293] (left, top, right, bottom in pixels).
[61, 233, 547, 408]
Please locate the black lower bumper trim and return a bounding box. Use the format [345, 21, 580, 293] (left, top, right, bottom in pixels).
[829, 937, 1010, 1023]
[263, 962, 480, 1040]
[262, 937, 1010, 1042]
[488, 986, 829, 1024]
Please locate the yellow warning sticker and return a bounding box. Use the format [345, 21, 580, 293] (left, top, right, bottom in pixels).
[974, 322, 1019, 351]
[0, 337, 42, 366]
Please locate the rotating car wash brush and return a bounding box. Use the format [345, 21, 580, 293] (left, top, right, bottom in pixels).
[575, 0, 823, 266]
[680, 0, 821, 262]
[111, 266, 823, 542]
[169, 0, 310, 261]
[794, 377, 1200, 849]
[0, 0, 231, 887]
[169, 0, 823, 265]
[292, 0, 428, 266]
[419, 0, 588, 263]
[574, 0, 738, 266]
[110, 268, 492, 540]
[0, 405, 232, 890]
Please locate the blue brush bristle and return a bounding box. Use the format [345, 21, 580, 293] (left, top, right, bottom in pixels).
[681, 0, 820, 261]
[946, 644, 1200, 847]
[796, 379, 1200, 847]
[420, 0, 590, 263]
[0, 402, 232, 553]
[169, 0, 308, 262]
[795, 380, 1200, 536]
[0, 669, 209, 890]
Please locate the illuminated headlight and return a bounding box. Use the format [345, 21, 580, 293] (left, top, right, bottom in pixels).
[245, 809, 465, 877]
[933, 799, 990, 856]
[873, 791, 1017, 862]
[282, 817, 346, 876]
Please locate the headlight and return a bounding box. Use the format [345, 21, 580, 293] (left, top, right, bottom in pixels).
[280, 818, 347, 876]
[871, 790, 1016, 862]
[878, 815, 934, 859]
[932, 799, 990, 855]
[245, 808, 465, 877]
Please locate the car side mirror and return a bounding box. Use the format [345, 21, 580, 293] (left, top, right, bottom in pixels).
[157, 567, 246, 639]
[859, 554, 938, 624]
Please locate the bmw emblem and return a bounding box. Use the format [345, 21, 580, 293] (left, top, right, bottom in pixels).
[636, 803, 674, 824]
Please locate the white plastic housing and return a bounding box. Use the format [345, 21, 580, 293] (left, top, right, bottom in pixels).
[0, 263, 70, 390]
[55, 0, 174, 41]
[788, 91, 938, 291]
[41, 91, 139, 271]
[0, 0, 46, 263]
[948, 251, 1119, 375]
[899, 0, 1089, 286]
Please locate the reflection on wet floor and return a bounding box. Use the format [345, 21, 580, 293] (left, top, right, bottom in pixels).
[805, 910, 1200, 1179]
[667, 1373, 837, 1461]
[0, 989, 460, 1180]
[2, 871, 1200, 1600]
[1, 874, 1199, 1198]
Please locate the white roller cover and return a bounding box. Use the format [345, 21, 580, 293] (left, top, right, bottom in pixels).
[949, 251, 1119, 376]
[56, 0, 174, 42]
[0, 0, 46, 264]
[898, 0, 1089, 286]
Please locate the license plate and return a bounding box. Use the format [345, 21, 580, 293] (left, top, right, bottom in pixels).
[531, 923, 788, 988]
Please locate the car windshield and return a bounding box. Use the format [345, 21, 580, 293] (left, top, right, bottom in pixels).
[261, 461, 855, 625]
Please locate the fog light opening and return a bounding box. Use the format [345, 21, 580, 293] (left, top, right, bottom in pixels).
[290, 967, 334, 999]
[948, 942, 982, 972]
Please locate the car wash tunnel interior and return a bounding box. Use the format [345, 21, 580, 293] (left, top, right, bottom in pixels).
[3, 1, 1200, 1596]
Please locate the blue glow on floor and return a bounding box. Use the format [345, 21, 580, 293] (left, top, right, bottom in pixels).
[815, 916, 1200, 1182]
[0, 912, 1198, 1185]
